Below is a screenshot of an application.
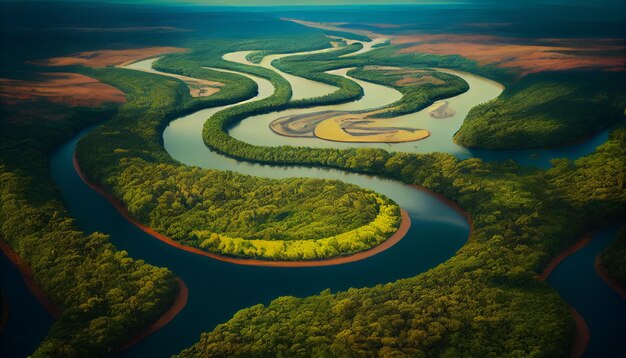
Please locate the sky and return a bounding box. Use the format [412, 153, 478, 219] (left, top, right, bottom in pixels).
[2, 0, 623, 6]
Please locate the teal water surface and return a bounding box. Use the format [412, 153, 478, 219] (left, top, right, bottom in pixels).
[547, 226, 626, 357]
[1, 40, 622, 358]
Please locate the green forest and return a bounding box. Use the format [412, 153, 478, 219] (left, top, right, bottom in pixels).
[73, 34, 400, 262]
[1, 18, 625, 357]
[178, 123, 626, 356]
[0, 100, 180, 356]
[347, 67, 469, 117]
[454, 71, 626, 149]
[158, 34, 625, 356]
[115, 158, 400, 260]
[601, 226, 626, 288]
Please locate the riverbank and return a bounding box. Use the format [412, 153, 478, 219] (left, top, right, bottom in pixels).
[539, 235, 592, 280]
[115, 278, 188, 353]
[74, 151, 412, 267]
[0, 239, 60, 319]
[569, 308, 590, 358]
[539, 235, 592, 358]
[595, 256, 626, 301]
[408, 184, 473, 230]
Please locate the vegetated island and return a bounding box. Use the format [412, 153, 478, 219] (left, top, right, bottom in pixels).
[77, 155, 404, 262]
[70, 43, 405, 262]
[271, 109, 430, 143]
[269, 66, 469, 143]
[77, 156, 412, 266]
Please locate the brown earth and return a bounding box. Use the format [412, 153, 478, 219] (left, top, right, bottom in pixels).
[393, 34, 625, 75]
[286, 18, 625, 74]
[396, 75, 444, 86]
[34, 46, 186, 68]
[0, 72, 126, 107]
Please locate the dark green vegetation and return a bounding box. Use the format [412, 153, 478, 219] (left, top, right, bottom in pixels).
[157, 33, 625, 355]
[75, 35, 400, 261]
[0, 100, 179, 356]
[181, 117, 626, 356]
[2, 2, 625, 354]
[601, 226, 626, 288]
[115, 159, 399, 260]
[455, 72, 626, 149]
[347, 67, 469, 117]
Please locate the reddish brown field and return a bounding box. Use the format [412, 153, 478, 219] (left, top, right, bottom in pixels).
[289, 18, 624, 75]
[393, 34, 625, 75]
[34, 46, 186, 68]
[0, 72, 126, 107]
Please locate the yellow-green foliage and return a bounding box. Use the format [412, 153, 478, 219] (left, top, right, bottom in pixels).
[195, 198, 399, 260]
[114, 158, 400, 261]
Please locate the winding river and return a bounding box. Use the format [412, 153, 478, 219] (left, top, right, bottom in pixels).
[1, 39, 623, 357]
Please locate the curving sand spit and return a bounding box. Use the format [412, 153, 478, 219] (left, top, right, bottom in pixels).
[314, 113, 430, 143]
[569, 308, 590, 358]
[272, 108, 430, 144]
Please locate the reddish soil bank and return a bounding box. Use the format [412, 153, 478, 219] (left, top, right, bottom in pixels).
[569, 308, 590, 358]
[539, 235, 592, 281]
[539, 236, 592, 358]
[408, 184, 474, 231]
[0, 239, 61, 319]
[595, 256, 626, 301]
[74, 153, 414, 267]
[115, 278, 188, 353]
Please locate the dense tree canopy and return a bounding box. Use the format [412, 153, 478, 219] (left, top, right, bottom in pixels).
[601, 226, 626, 288]
[454, 71, 626, 149]
[2, 26, 624, 357]
[0, 100, 179, 356]
[347, 66, 469, 117]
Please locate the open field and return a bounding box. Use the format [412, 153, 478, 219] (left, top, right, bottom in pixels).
[0, 72, 125, 107]
[34, 47, 186, 68]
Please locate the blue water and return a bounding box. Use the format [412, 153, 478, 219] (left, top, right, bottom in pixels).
[42, 127, 469, 357]
[547, 226, 626, 357]
[0, 251, 54, 357]
[0, 48, 622, 358]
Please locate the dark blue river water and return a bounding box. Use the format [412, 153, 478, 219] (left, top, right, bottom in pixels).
[0, 59, 622, 358]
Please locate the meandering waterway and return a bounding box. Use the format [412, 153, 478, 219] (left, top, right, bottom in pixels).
[1, 37, 622, 357]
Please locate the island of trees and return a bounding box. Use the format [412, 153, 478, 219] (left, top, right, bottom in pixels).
[1, 13, 624, 357]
